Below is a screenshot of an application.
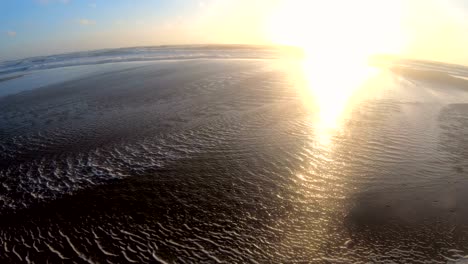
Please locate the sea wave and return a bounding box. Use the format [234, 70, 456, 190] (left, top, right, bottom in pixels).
[0, 45, 288, 77]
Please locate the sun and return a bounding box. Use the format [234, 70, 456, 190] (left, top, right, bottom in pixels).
[267, 0, 406, 132]
[267, 0, 406, 57]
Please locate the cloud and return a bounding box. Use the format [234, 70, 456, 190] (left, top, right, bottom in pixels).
[6, 31, 17, 37]
[78, 19, 96, 26]
[89, 3, 97, 8]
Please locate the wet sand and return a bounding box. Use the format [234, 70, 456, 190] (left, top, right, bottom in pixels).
[0, 58, 468, 263]
[0, 74, 24, 83]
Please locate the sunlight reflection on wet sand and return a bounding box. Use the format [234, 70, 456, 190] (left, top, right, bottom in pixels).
[297, 53, 380, 147]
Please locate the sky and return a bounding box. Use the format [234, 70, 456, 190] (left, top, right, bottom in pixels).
[1, 0, 468, 65]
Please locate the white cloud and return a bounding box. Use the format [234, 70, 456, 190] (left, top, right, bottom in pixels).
[6, 31, 17, 37]
[89, 3, 97, 8]
[78, 19, 96, 26]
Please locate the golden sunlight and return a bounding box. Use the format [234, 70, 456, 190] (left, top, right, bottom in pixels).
[267, 0, 406, 134]
[301, 53, 377, 129]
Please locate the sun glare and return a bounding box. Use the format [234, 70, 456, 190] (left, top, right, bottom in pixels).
[268, 0, 406, 137]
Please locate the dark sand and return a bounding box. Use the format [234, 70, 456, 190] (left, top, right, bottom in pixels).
[0, 59, 468, 263]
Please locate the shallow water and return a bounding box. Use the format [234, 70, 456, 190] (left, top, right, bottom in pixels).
[1, 48, 468, 263]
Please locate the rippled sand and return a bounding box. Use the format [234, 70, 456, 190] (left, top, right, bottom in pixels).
[1, 57, 468, 263]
